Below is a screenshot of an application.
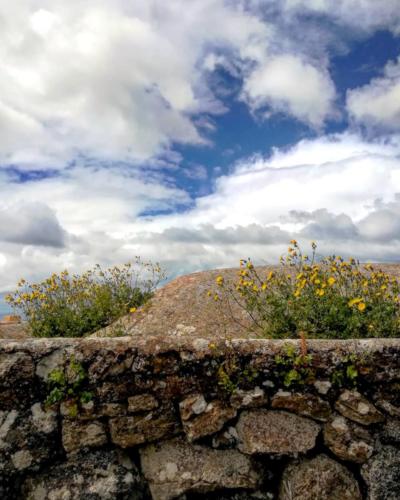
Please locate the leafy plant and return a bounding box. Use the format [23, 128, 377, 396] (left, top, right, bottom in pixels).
[6, 258, 165, 337]
[274, 343, 316, 388]
[45, 356, 93, 415]
[211, 241, 400, 339]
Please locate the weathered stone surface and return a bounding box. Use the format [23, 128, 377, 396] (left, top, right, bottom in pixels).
[280, 454, 362, 500]
[140, 437, 261, 500]
[0, 352, 34, 382]
[230, 387, 268, 410]
[271, 391, 331, 422]
[182, 400, 237, 442]
[62, 419, 107, 454]
[212, 426, 239, 449]
[313, 380, 332, 395]
[378, 418, 400, 444]
[36, 349, 66, 379]
[22, 449, 148, 499]
[335, 390, 384, 425]
[362, 446, 400, 500]
[128, 394, 159, 413]
[236, 410, 320, 455]
[323, 415, 374, 463]
[179, 394, 207, 421]
[0, 406, 58, 473]
[110, 412, 179, 448]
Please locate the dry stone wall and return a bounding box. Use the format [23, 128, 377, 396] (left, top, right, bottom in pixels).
[0, 337, 399, 499]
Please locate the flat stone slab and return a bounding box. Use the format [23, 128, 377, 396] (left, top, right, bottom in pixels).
[236, 409, 320, 455]
[140, 437, 261, 500]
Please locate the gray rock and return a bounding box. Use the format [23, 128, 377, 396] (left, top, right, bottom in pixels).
[62, 419, 107, 454]
[140, 437, 261, 500]
[279, 454, 362, 500]
[36, 349, 66, 380]
[110, 411, 179, 448]
[362, 446, 400, 500]
[128, 394, 159, 413]
[271, 391, 331, 422]
[0, 407, 58, 473]
[22, 449, 147, 499]
[335, 390, 384, 425]
[378, 418, 400, 444]
[323, 415, 374, 463]
[313, 380, 332, 395]
[236, 410, 320, 455]
[230, 387, 268, 410]
[0, 352, 34, 382]
[182, 400, 237, 442]
[179, 394, 208, 421]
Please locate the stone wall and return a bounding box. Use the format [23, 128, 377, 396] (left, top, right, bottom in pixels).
[0, 336, 399, 499]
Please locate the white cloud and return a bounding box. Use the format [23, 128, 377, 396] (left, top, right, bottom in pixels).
[347, 57, 400, 130]
[242, 54, 336, 127]
[0, 0, 267, 168]
[282, 0, 400, 34]
[2, 132, 400, 292]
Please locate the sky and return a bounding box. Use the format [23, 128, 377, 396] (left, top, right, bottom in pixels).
[1, 0, 400, 314]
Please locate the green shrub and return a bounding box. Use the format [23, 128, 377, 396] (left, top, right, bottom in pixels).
[212, 241, 400, 339]
[5, 258, 165, 337]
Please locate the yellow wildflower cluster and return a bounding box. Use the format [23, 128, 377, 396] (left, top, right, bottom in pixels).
[6, 258, 165, 338]
[209, 240, 400, 339]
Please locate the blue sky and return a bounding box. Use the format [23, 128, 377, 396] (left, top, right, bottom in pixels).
[1, 1, 400, 315]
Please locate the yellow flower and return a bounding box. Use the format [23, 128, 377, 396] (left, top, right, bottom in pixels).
[328, 277, 336, 286]
[129, 307, 137, 313]
[357, 302, 366, 312]
[348, 297, 362, 307]
[214, 294, 219, 301]
[207, 291, 212, 297]
[316, 289, 325, 297]
[294, 289, 301, 297]
[261, 283, 267, 290]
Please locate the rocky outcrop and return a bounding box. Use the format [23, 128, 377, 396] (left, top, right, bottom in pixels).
[0, 337, 399, 499]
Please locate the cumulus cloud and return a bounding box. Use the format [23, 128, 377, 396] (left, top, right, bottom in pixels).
[281, 0, 400, 34]
[347, 57, 400, 130]
[0, 202, 66, 247]
[242, 54, 336, 127]
[0, 0, 268, 168]
[2, 132, 400, 291]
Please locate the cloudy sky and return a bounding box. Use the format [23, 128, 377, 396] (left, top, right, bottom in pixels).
[1, 0, 400, 312]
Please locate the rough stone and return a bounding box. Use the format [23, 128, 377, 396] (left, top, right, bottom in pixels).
[335, 390, 384, 425]
[0, 407, 58, 473]
[140, 437, 261, 500]
[212, 426, 239, 449]
[313, 380, 332, 395]
[0, 352, 34, 382]
[110, 412, 179, 448]
[230, 387, 268, 409]
[362, 446, 400, 500]
[271, 391, 331, 422]
[236, 410, 320, 455]
[182, 400, 237, 442]
[36, 349, 66, 380]
[179, 394, 208, 421]
[128, 394, 159, 413]
[22, 449, 148, 500]
[280, 454, 362, 500]
[323, 415, 374, 463]
[62, 419, 107, 454]
[378, 418, 400, 444]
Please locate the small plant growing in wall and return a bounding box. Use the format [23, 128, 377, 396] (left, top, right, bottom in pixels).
[274, 343, 316, 388]
[45, 356, 93, 417]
